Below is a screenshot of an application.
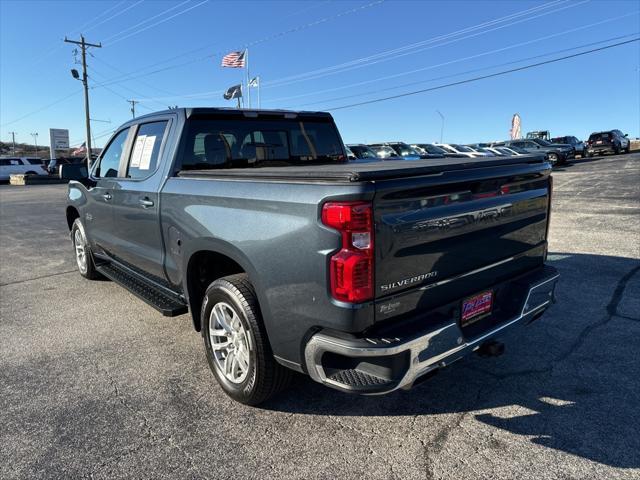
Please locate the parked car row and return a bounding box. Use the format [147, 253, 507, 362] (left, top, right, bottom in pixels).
[345, 129, 632, 168]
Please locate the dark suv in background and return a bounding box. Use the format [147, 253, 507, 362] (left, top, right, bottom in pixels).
[502, 138, 573, 165]
[586, 130, 630, 157]
[552, 136, 586, 157]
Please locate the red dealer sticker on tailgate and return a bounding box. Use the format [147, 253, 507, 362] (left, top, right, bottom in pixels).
[461, 290, 493, 326]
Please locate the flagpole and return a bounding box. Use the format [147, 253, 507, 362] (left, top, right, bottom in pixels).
[258, 76, 261, 109]
[245, 48, 250, 109]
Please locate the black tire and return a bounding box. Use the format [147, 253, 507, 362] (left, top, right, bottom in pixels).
[547, 152, 558, 165]
[614, 145, 620, 155]
[71, 218, 100, 279]
[202, 274, 292, 405]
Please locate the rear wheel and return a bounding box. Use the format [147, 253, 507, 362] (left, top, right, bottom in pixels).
[71, 218, 100, 279]
[202, 274, 292, 405]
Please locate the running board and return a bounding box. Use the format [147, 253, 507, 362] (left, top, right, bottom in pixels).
[96, 263, 188, 317]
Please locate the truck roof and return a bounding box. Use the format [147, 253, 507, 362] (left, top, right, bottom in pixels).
[132, 107, 333, 121]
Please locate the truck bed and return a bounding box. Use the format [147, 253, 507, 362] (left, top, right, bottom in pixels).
[178, 154, 547, 183]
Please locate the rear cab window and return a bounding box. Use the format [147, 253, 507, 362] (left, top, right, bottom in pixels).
[178, 114, 346, 171]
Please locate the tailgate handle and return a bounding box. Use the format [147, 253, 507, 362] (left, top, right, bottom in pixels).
[139, 198, 154, 208]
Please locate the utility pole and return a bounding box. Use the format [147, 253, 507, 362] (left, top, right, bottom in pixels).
[436, 110, 445, 143]
[64, 35, 101, 168]
[8, 131, 17, 154]
[31, 133, 39, 156]
[127, 100, 138, 118]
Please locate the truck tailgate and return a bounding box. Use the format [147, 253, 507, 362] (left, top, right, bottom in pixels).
[373, 162, 551, 322]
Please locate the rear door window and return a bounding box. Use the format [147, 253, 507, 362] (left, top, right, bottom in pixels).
[127, 121, 168, 179]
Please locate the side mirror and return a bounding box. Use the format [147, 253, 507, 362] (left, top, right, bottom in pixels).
[60, 163, 89, 181]
[624, 133, 628, 137]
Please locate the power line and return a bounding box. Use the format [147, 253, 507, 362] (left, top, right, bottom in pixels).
[265, 11, 639, 106]
[263, 0, 586, 89]
[297, 32, 639, 108]
[131, 0, 586, 104]
[73, 1, 128, 36]
[90, 0, 385, 89]
[106, 0, 209, 46]
[1, 90, 82, 127]
[264, 0, 570, 88]
[102, 0, 191, 43]
[325, 38, 640, 111]
[25, 1, 127, 68]
[89, 53, 176, 96]
[82, 0, 145, 34]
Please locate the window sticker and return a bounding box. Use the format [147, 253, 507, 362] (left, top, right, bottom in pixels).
[138, 135, 156, 170]
[130, 135, 146, 168]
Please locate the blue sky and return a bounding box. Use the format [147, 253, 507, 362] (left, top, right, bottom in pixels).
[1, 0, 638, 148]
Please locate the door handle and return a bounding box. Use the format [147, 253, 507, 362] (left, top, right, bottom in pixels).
[102, 193, 112, 201]
[139, 198, 154, 208]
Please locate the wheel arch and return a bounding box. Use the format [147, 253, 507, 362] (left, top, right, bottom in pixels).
[183, 241, 264, 333]
[66, 206, 80, 231]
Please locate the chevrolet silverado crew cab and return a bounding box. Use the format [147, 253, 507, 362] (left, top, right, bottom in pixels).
[66, 108, 559, 405]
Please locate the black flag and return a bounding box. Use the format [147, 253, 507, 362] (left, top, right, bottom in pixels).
[223, 84, 242, 100]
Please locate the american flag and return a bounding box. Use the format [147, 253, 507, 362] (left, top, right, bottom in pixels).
[72, 142, 86, 156]
[221, 50, 246, 68]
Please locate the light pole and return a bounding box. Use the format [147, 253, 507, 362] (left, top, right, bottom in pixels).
[436, 110, 445, 143]
[31, 133, 39, 156]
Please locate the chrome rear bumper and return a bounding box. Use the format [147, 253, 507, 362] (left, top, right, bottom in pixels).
[304, 266, 559, 394]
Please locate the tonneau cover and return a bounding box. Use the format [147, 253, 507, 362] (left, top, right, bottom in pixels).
[178, 155, 547, 182]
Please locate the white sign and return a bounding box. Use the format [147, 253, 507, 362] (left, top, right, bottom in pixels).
[130, 135, 146, 168]
[49, 128, 69, 158]
[139, 136, 156, 170]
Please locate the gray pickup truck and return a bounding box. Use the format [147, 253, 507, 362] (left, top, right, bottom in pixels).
[66, 108, 559, 405]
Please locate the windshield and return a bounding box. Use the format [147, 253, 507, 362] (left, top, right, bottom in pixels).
[348, 145, 378, 159]
[371, 146, 397, 158]
[509, 146, 529, 154]
[394, 144, 420, 156]
[452, 144, 474, 152]
[438, 145, 456, 153]
[418, 144, 446, 154]
[179, 116, 345, 170]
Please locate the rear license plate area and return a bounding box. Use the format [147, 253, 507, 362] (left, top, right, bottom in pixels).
[461, 290, 493, 327]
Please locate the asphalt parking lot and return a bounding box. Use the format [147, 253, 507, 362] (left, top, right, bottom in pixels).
[1, 153, 639, 479]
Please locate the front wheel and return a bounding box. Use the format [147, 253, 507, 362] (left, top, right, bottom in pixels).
[202, 274, 292, 405]
[547, 153, 558, 165]
[71, 218, 100, 279]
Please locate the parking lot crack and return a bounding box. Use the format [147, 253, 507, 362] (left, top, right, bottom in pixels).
[0, 269, 76, 287]
[94, 363, 206, 479]
[470, 263, 640, 381]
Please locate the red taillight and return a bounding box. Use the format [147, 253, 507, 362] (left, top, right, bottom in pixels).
[322, 202, 374, 303]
